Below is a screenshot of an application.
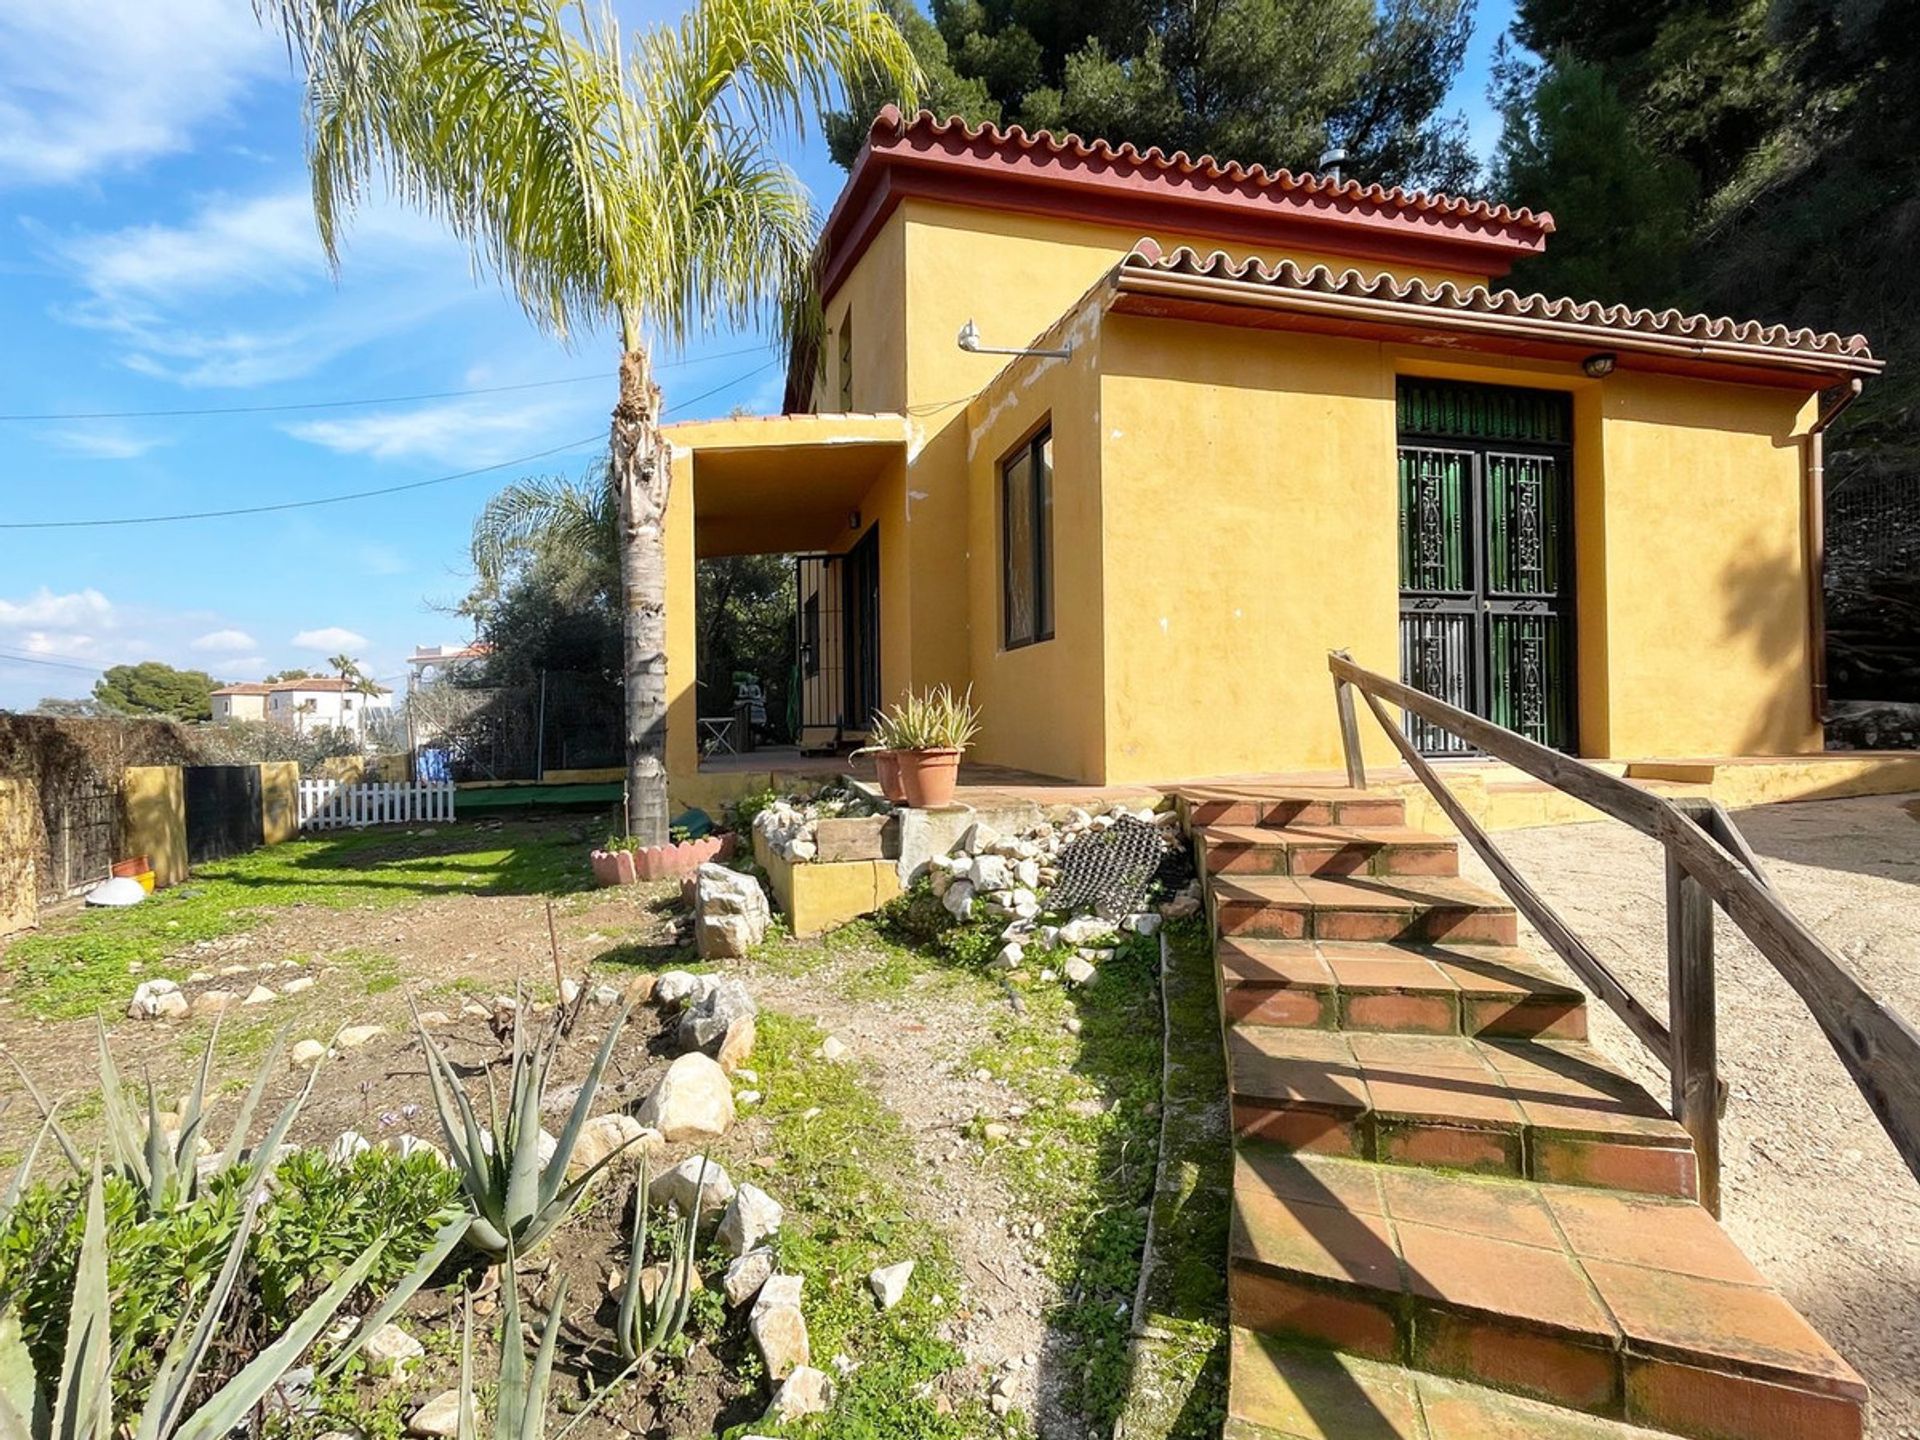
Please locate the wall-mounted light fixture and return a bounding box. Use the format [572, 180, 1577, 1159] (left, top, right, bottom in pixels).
[957, 318, 1072, 360]
[848, 509, 862, 531]
[1582, 352, 1618, 379]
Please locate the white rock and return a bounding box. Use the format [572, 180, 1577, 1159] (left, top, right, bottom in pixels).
[958, 821, 1000, 854]
[191, 990, 238, 1017]
[751, 1297, 811, 1380]
[1125, 912, 1163, 936]
[990, 943, 1023, 973]
[753, 1272, 804, 1319]
[1065, 956, 1097, 986]
[1059, 917, 1116, 946]
[560, 977, 582, 1005]
[867, 1260, 915, 1311]
[947, 854, 973, 879]
[766, 1366, 834, 1422]
[1014, 858, 1041, 890]
[281, 976, 315, 995]
[717, 1183, 784, 1257]
[589, 983, 623, 1006]
[724, 1248, 775, 1307]
[970, 854, 1010, 891]
[567, 1114, 659, 1178]
[361, 1322, 424, 1377]
[694, 864, 771, 959]
[651, 1154, 734, 1215]
[328, 1131, 370, 1164]
[186, 971, 213, 984]
[407, 1391, 461, 1437]
[653, 970, 701, 1007]
[336, 1024, 385, 1050]
[941, 880, 975, 919]
[290, 1039, 329, 1067]
[387, 1134, 445, 1165]
[243, 985, 277, 1006]
[637, 1052, 736, 1142]
[126, 978, 183, 1020]
[787, 838, 817, 862]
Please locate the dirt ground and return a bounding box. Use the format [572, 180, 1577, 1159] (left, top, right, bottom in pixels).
[1457, 792, 1920, 1439]
[0, 831, 1073, 1436]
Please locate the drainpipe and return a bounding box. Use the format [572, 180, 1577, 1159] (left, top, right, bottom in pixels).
[1805, 376, 1864, 725]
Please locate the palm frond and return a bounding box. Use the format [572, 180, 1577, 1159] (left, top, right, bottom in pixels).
[470, 467, 617, 585]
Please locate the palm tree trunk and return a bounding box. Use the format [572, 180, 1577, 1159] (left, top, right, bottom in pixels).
[613, 344, 671, 843]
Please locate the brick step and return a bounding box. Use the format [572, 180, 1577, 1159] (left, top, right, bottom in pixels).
[1200, 823, 1460, 878]
[1227, 1028, 1697, 1199]
[1183, 786, 1408, 831]
[1227, 1327, 1682, 1439]
[1214, 874, 1519, 946]
[1228, 1151, 1865, 1439]
[1222, 938, 1587, 1040]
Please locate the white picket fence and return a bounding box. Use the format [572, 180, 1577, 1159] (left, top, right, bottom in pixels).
[298, 779, 456, 831]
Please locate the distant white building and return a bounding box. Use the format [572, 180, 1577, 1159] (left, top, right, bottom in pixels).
[406, 642, 490, 683]
[212, 677, 393, 733]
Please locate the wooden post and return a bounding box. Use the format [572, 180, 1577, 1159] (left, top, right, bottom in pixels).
[1667, 797, 1721, 1217]
[1331, 650, 1367, 790]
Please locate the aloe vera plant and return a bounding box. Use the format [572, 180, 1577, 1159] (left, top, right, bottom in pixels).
[15, 1019, 310, 1213]
[0, 1162, 385, 1440]
[416, 995, 640, 1258]
[614, 1155, 706, 1363]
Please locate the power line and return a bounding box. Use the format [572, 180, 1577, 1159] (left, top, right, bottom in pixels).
[0, 343, 772, 422]
[0, 434, 603, 530]
[0, 648, 107, 675]
[0, 357, 781, 532]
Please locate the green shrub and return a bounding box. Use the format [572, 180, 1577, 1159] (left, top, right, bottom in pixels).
[0, 1148, 459, 1413]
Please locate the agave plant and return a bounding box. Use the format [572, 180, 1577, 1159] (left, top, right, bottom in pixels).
[614, 1155, 706, 1364]
[13, 1019, 310, 1214]
[460, 1270, 570, 1440]
[0, 1162, 385, 1440]
[415, 996, 641, 1258]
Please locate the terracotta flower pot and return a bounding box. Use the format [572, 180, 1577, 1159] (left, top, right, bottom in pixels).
[895, 747, 963, 808]
[872, 749, 909, 804]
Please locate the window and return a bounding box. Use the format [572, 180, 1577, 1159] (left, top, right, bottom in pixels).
[1001, 425, 1054, 648]
[837, 315, 853, 411]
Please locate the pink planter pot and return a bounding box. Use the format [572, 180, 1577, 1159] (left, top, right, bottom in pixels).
[872, 750, 909, 804]
[591, 833, 736, 886]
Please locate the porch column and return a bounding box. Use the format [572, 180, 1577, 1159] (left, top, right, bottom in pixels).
[664, 445, 701, 795]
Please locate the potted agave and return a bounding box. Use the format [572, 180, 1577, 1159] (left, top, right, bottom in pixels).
[878, 685, 981, 809]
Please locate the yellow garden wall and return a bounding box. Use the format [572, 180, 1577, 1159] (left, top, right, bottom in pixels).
[122, 765, 187, 889]
[260, 761, 300, 845]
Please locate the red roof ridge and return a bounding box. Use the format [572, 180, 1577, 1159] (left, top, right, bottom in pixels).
[1120, 245, 1879, 364]
[869, 106, 1556, 237]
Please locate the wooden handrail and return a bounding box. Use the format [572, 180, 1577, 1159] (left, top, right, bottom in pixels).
[1328, 649, 1920, 1191]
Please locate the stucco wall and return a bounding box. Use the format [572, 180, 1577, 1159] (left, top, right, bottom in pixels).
[122, 765, 187, 888]
[963, 300, 1109, 781]
[1098, 316, 1404, 781]
[260, 761, 300, 845]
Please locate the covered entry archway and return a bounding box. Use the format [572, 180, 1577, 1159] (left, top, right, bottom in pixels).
[1397, 377, 1576, 756]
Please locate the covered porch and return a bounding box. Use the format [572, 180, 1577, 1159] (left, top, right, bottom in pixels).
[662, 413, 911, 810]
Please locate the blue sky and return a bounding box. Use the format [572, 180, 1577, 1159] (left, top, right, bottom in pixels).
[0, 0, 1516, 711]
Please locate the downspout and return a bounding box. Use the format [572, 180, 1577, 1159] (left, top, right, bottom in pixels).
[1805, 376, 1864, 726]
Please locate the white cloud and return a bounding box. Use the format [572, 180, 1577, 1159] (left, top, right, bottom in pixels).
[45, 187, 477, 388]
[0, 587, 115, 629]
[40, 426, 167, 461]
[0, 0, 281, 187]
[287, 396, 575, 466]
[192, 628, 258, 653]
[293, 626, 368, 651]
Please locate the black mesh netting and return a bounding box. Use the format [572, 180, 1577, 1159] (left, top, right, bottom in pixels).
[1046, 816, 1195, 919]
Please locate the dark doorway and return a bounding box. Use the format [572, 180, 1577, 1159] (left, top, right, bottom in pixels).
[842, 524, 882, 733]
[183, 765, 264, 866]
[1397, 378, 1576, 756]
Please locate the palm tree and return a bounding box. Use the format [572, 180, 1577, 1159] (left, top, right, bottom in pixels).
[260, 0, 919, 841]
[471, 463, 619, 596]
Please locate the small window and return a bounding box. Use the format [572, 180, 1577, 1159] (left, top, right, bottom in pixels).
[1001, 425, 1054, 649]
[837, 315, 854, 411]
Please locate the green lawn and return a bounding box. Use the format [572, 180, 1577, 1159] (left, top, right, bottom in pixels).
[0, 822, 588, 1020]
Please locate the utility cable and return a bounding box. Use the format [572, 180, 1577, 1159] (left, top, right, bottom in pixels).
[0, 343, 771, 422]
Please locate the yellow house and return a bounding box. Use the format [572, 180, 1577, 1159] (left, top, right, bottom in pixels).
[662, 107, 1883, 795]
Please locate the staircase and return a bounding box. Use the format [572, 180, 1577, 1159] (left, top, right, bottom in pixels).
[1183, 784, 1869, 1440]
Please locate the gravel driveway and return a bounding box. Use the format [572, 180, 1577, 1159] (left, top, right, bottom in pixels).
[1456, 792, 1920, 1438]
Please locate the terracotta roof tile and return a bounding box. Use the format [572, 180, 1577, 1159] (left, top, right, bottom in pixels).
[1118, 243, 1881, 371]
[868, 107, 1555, 238]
